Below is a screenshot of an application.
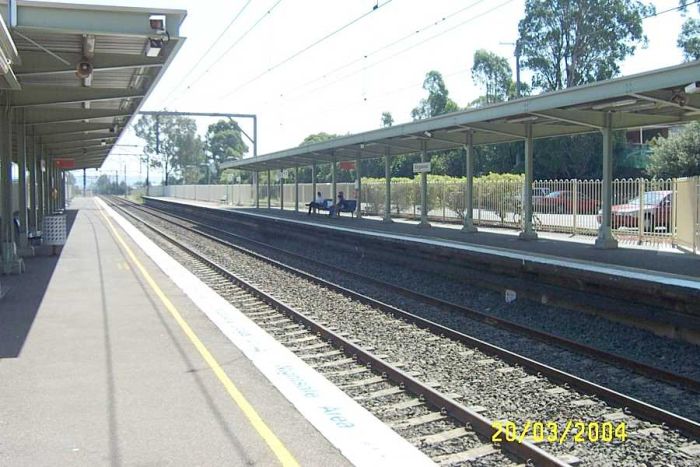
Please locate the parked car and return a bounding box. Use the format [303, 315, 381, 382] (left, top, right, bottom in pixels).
[534, 190, 599, 214]
[600, 190, 672, 231]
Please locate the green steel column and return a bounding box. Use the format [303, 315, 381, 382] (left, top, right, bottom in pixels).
[519, 123, 538, 240]
[16, 113, 28, 248]
[254, 171, 259, 208]
[331, 159, 337, 206]
[462, 130, 477, 233]
[418, 141, 430, 228]
[294, 166, 299, 212]
[0, 108, 12, 247]
[28, 133, 37, 232]
[595, 112, 618, 249]
[383, 152, 392, 223]
[311, 161, 317, 202]
[355, 157, 362, 219]
[266, 169, 271, 209]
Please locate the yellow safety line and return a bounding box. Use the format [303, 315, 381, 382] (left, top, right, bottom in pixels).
[97, 203, 300, 467]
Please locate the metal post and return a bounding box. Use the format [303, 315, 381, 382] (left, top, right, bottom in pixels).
[145, 150, 150, 196]
[462, 130, 477, 232]
[519, 123, 537, 240]
[28, 134, 37, 232]
[595, 112, 618, 249]
[515, 41, 521, 98]
[384, 151, 392, 222]
[17, 113, 28, 249]
[294, 166, 299, 212]
[266, 169, 271, 209]
[418, 141, 430, 228]
[355, 157, 362, 219]
[37, 150, 44, 226]
[572, 179, 578, 235]
[280, 170, 284, 210]
[1, 108, 13, 248]
[254, 171, 259, 208]
[331, 159, 337, 206]
[311, 161, 317, 204]
[637, 178, 645, 244]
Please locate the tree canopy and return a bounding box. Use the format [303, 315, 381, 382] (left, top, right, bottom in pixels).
[411, 70, 459, 120]
[648, 122, 700, 178]
[205, 119, 249, 169]
[134, 115, 205, 185]
[518, 0, 652, 91]
[471, 49, 514, 105]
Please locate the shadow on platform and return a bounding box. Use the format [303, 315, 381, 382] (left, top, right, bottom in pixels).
[0, 209, 78, 358]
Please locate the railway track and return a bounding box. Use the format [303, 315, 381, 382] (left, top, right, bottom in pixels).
[106, 197, 700, 466]
[132, 197, 700, 395]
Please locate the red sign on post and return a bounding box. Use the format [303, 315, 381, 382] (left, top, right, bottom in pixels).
[54, 159, 76, 169]
[339, 161, 355, 170]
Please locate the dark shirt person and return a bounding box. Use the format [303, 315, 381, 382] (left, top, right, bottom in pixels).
[330, 191, 347, 217]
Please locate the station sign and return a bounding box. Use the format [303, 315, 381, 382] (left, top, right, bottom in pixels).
[413, 162, 431, 174]
[54, 158, 76, 169]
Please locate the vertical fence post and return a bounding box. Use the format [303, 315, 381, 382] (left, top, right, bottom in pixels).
[638, 178, 645, 244]
[572, 179, 578, 236]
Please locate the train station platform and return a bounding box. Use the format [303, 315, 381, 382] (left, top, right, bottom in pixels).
[148, 196, 700, 279]
[0, 198, 429, 466]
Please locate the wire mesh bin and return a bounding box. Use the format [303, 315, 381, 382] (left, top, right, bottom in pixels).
[43, 215, 67, 246]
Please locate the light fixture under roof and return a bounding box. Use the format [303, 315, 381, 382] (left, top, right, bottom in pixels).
[423, 130, 432, 138]
[591, 99, 637, 110]
[145, 38, 163, 57]
[507, 115, 538, 123]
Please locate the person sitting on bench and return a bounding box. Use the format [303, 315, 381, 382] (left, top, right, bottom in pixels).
[329, 191, 347, 217]
[307, 191, 324, 214]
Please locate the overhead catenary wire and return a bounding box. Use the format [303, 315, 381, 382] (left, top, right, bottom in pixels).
[157, 0, 254, 108]
[284, 0, 515, 103]
[218, 0, 395, 100]
[281, 0, 489, 98]
[166, 0, 284, 108]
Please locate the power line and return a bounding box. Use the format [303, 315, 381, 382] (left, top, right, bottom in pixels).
[167, 0, 284, 108]
[644, 0, 699, 18]
[281, 0, 489, 98]
[158, 0, 254, 108]
[287, 0, 515, 102]
[219, 0, 395, 100]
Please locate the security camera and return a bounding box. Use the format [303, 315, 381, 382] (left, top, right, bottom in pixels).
[149, 14, 166, 34]
[75, 59, 93, 79]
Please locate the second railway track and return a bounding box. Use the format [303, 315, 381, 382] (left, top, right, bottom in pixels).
[107, 197, 700, 466]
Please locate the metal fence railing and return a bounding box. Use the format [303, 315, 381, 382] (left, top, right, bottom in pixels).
[158, 178, 679, 244]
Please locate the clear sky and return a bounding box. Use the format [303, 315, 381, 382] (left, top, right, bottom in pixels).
[55, 0, 698, 183]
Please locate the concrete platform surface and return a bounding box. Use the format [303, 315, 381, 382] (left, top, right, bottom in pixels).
[149, 197, 700, 279]
[0, 198, 350, 466]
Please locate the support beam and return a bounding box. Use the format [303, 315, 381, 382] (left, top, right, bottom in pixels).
[331, 159, 337, 208]
[311, 161, 317, 204]
[266, 169, 271, 209]
[294, 166, 299, 212]
[17, 113, 32, 254]
[10, 86, 144, 108]
[383, 151, 392, 223]
[595, 112, 619, 249]
[254, 171, 259, 208]
[279, 171, 284, 210]
[28, 134, 37, 232]
[519, 123, 538, 240]
[355, 157, 362, 219]
[418, 141, 430, 228]
[1, 109, 13, 246]
[462, 131, 477, 233]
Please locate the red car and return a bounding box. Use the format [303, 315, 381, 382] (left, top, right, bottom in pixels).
[602, 190, 672, 231]
[535, 190, 599, 213]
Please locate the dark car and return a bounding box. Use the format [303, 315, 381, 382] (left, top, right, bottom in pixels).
[535, 190, 599, 214]
[600, 190, 672, 231]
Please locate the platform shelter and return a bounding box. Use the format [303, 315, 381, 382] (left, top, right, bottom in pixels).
[222, 61, 700, 250]
[0, 1, 186, 284]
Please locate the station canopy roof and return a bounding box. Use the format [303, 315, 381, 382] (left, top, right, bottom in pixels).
[222, 60, 700, 172]
[0, 1, 186, 170]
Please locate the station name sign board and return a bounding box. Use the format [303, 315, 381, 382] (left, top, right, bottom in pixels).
[413, 162, 431, 174]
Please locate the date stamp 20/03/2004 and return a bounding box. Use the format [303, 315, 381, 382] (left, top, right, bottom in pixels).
[492, 420, 628, 444]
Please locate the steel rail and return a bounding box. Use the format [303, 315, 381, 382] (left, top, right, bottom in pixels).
[122, 197, 700, 439]
[105, 196, 569, 467]
[134, 197, 700, 394]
